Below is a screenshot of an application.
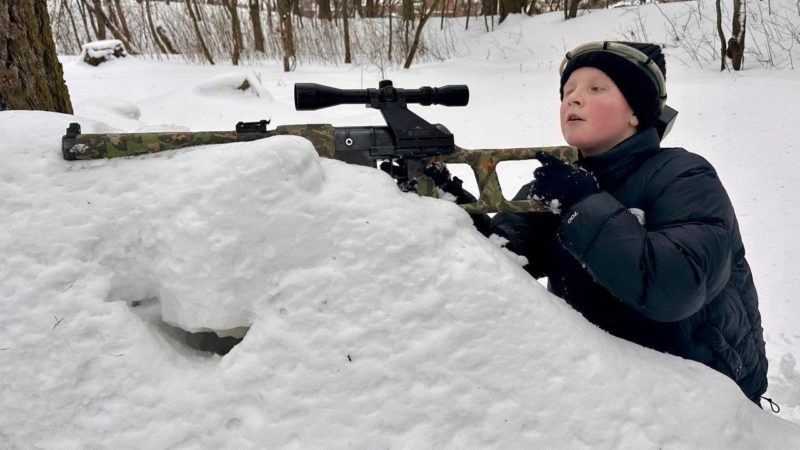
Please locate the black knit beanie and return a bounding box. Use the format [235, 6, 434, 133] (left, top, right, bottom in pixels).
[559, 42, 667, 130]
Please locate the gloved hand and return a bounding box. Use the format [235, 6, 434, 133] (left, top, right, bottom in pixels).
[380, 160, 469, 202]
[423, 161, 469, 202]
[529, 151, 599, 215]
[424, 160, 492, 235]
[379, 160, 418, 193]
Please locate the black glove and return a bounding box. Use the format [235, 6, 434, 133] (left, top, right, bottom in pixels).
[423, 161, 470, 202]
[380, 160, 418, 193]
[529, 151, 599, 215]
[380, 160, 468, 201]
[425, 161, 492, 235]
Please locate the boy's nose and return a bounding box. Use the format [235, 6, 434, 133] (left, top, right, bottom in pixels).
[564, 89, 582, 105]
[566, 93, 582, 106]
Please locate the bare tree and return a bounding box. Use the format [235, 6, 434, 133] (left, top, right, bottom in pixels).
[716, 0, 728, 70]
[185, 0, 215, 64]
[564, 0, 579, 19]
[483, 0, 496, 31]
[402, 0, 414, 49]
[266, 0, 274, 33]
[82, 0, 138, 52]
[481, 0, 494, 16]
[343, 0, 352, 63]
[76, 0, 94, 41]
[145, 0, 168, 54]
[143, 0, 179, 55]
[157, 26, 179, 54]
[249, 0, 266, 52]
[90, 0, 106, 39]
[404, 0, 441, 68]
[61, 0, 83, 50]
[727, 0, 747, 70]
[276, 0, 297, 70]
[388, 0, 394, 60]
[111, 0, 132, 42]
[499, 0, 521, 23]
[221, 0, 244, 64]
[1, 0, 73, 113]
[319, 0, 333, 20]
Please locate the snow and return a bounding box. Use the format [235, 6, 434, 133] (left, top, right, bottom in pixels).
[3, 0, 800, 446]
[80, 39, 127, 61]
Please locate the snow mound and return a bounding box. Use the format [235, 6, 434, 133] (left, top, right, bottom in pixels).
[1, 111, 799, 447]
[77, 96, 141, 119]
[193, 73, 275, 101]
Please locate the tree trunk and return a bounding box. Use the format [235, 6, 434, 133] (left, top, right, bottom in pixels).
[62, 0, 84, 51]
[727, 0, 746, 70]
[112, 0, 132, 42]
[401, 0, 414, 49]
[481, 0, 492, 15]
[105, 0, 118, 32]
[222, 0, 243, 65]
[185, 0, 215, 64]
[91, 0, 106, 39]
[319, 0, 333, 20]
[277, 0, 296, 70]
[566, 0, 578, 19]
[157, 26, 179, 54]
[404, 0, 440, 68]
[0, 0, 73, 113]
[77, 0, 94, 41]
[388, 0, 393, 60]
[343, 0, 352, 63]
[83, 0, 137, 52]
[145, 0, 168, 54]
[715, 0, 727, 70]
[499, 0, 520, 23]
[249, 0, 266, 52]
[266, 0, 274, 33]
[401, 0, 414, 19]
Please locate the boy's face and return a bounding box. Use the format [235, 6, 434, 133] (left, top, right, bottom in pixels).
[560, 67, 638, 156]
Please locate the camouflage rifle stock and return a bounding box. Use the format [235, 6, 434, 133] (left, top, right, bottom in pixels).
[61, 80, 577, 214]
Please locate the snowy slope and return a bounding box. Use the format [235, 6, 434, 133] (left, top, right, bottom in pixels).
[2, 0, 800, 446]
[2, 110, 799, 447]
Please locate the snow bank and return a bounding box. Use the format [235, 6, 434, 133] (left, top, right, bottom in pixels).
[1, 110, 798, 447]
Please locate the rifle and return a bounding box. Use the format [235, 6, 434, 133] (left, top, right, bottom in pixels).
[61, 80, 577, 214]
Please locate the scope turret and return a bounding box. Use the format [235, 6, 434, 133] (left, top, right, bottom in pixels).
[294, 80, 469, 111]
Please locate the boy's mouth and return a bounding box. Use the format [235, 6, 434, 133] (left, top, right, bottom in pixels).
[566, 113, 584, 123]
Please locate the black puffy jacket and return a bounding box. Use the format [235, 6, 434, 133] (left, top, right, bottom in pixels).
[492, 128, 767, 402]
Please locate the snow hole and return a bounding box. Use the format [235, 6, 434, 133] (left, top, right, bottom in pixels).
[127, 297, 247, 356]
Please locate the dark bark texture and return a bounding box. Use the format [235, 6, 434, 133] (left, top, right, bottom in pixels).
[0, 0, 73, 113]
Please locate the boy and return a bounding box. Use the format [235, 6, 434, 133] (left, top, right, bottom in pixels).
[432, 42, 768, 404]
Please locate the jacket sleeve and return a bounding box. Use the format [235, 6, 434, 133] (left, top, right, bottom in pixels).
[557, 161, 734, 322]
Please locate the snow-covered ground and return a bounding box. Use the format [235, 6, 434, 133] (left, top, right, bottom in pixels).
[2, 1, 800, 447]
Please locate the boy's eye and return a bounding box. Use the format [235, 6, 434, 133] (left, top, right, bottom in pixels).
[590, 85, 604, 92]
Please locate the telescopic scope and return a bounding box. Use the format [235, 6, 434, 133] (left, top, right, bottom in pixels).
[294, 80, 469, 111]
